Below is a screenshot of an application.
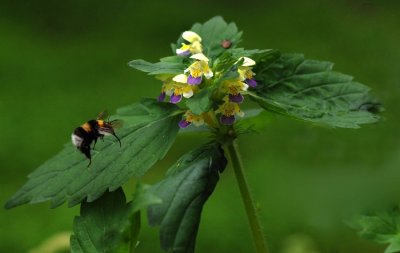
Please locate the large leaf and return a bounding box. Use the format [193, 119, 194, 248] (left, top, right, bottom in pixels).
[5, 99, 181, 209]
[352, 207, 400, 253]
[128, 57, 186, 75]
[173, 16, 243, 59]
[148, 143, 227, 253]
[71, 185, 161, 253]
[250, 54, 382, 128]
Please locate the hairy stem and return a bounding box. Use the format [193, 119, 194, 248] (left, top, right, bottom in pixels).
[227, 140, 269, 253]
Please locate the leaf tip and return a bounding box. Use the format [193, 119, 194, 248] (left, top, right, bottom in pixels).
[4, 193, 26, 209]
[4, 200, 14, 210]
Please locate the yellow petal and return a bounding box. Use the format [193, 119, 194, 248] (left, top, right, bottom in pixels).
[204, 70, 213, 79]
[190, 41, 203, 54]
[240, 57, 256, 67]
[241, 82, 249, 91]
[201, 63, 213, 78]
[182, 31, 202, 42]
[173, 74, 188, 83]
[182, 89, 194, 98]
[190, 53, 209, 62]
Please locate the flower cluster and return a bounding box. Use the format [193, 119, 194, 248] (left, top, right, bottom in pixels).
[160, 31, 258, 129]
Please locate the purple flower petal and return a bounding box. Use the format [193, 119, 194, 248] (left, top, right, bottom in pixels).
[187, 75, 202, 85]
[170, 94, 182, 104]
[178, 120, 191, 128]
[158, 92, 166, 102]
[245, 78, 257, 87]
[229, 93, 244, 103]
[220, 115, 235, 125]
[177, 50, 191, 56]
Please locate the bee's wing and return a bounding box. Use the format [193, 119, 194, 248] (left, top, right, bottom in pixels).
[110, 119, 124, 129]
[97, 110, 109, 120]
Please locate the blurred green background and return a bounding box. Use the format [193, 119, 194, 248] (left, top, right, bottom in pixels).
[1, 0, 399, 252]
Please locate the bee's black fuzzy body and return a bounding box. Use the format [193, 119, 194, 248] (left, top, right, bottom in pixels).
[71, 114, 121, 167]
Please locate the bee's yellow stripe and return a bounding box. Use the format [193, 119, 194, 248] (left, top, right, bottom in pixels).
[81, 122, 91, 132]
[97, 120, 104, 127]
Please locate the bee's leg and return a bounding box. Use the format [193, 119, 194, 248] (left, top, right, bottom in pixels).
[87, 158, 92, 168]
[92, 137, 98, 149]
[80, 145, 92, 167]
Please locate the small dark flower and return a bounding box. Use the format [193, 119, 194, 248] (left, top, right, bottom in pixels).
[158, 92, 166, 102]
[170, 94, 182, 104]
[245, 78, 257, 87]
[177, 50, 191, 56]
[229, 93, 244, 103]
[178, 120, 191, 128]
[220, 115, 235, 125]
[187, 75, 202, 85]
[221, 39, 232, 49]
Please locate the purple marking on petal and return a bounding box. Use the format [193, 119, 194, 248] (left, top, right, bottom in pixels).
[220, 115, 235, 125]
[229, 93, 244, 103]
[178, 120, 191, 128]
[246, 78, 257, 87]
[187, 75, 202, 85]
[177, 50, 191, 56]
[170, 94, 182, 104]
[158, 92, 166, 102]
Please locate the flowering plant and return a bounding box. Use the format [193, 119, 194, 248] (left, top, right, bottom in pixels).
[5, 17, 382, 253]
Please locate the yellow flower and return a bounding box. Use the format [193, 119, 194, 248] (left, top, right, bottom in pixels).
[237, 57, 258, 87]
[158, 74, 197, 104]
[216, 96, 244, 125]
[220, 79, 248, 104]
[221, 80, 248, 95]
[179, 110, 205, 128]
[176, 31, 203, 56]
[184, 53, 213, 85]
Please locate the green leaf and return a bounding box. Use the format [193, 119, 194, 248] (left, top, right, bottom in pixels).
[352, 207, 400, 253]
[173, 16, 242, 59]
[128, 59, 186, 75]
[229, 48, 280, 64]
[250, 53, 382, 128]
[185, 88, 213, 115]
[123, 184, 162, 253]
[213, 49, 280, 86]
[71, 186, 161, 253]
[219, 64, 240, 82]
[131, 183, 163, 213]
[147, 143, 227, 253]
[213, 48, 278, 73]
[70, 188, 129, 253]
[5, 99, 181, 209]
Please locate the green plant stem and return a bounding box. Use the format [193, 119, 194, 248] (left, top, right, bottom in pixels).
[227, 140, 269, 253]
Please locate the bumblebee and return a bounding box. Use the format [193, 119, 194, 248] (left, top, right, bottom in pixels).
[71, 111, 122, 166]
